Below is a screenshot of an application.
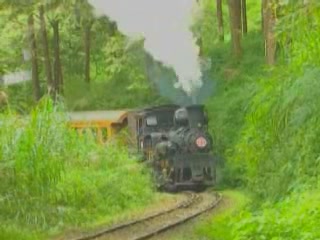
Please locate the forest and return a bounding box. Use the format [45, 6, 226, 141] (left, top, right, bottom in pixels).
[1, 0, 320, 239]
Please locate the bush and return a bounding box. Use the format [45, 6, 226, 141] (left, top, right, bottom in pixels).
[226, 191, 320, 240]
[198, 2, 320, 240]
[0, 226, 41, 240]
[230, 68, 320, 200]
[0, 98, 154, 237]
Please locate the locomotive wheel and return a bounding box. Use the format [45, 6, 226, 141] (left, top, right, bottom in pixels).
[193, 185, 207, 192]
[154, 170, 177, 193]
[160, 183, 178, 193]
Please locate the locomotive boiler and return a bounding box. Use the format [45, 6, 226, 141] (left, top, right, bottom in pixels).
[146, 105, 216, 191]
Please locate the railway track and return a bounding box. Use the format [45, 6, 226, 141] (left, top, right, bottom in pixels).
[70, 192, 222, 240]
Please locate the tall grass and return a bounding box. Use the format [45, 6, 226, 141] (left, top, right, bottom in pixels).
[204, 190, 320, 240]
[225, 2, 320, 201]
[0, 98, 154, 238]
[231, 68, 320, 201]
[197, 1, 320, 239]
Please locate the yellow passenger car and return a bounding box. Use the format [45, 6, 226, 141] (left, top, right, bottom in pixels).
[67, 110, 128, 143]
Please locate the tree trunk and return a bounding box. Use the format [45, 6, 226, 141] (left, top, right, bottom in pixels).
[216, 0, 224, 42]
[198, 37, 203, 56]
[241, 0, 248, 34]
[0, 91, 8, 108]
[28, 14, 41, 101]
[52, 20, 63, 96]
[39, 5, 53, 96]
[264, 0, 277, 65]
[262, 0, 268, 36]
[228, 0, 242, 58]
[84, 22, 92, 84]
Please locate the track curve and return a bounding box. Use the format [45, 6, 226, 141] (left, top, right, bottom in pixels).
[70, 192, 222, 240]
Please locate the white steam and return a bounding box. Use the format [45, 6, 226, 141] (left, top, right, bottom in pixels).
[88, 0, 203, 95]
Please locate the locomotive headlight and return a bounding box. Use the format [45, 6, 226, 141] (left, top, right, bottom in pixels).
[196, 136, 207, 148]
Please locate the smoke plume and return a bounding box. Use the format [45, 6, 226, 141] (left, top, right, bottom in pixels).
[88, 0, 203, 96]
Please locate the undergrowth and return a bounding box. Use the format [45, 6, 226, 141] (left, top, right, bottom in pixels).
[0, 98, 154, 239]
[198, 191, 320, 240]
[199, 1, 320, 239]
[196, 191, 249, 240]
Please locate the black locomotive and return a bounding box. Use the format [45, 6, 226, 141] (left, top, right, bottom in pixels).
[127, 104, 216, 191]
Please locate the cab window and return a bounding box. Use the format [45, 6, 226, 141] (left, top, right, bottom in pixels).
[146, 116, 157, 126]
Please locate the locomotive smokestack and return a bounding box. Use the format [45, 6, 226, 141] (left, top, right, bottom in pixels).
[192, 95, 197, 104]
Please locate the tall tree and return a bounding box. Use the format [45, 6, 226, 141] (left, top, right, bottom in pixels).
[262, 0, 268, 35]
[84, 21, 93, 84]
[228, 0, 242, 58]
[45, 0, 77, 96]
[241, 0, 248, 34]
[28, 14, 41, 101]
[51, 20, 63, 95]
[39, 5, 54, 95]
[0, 91, 8, 108]
[264, 0, 278, 65]
[75, 0, 95, 84]
[216, 0, 224, 42]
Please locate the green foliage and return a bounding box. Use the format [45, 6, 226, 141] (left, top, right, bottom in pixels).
[0, 9, 28, 74]
[59, 13, 163, 110]
[192, 1, 320, 240]
[0, 225, 41, 240]
[204, 32, 264, 186]
[277, 1, 320, 71]
[223, 1, 320, 201]
[204, 191, 320, 240]
[198, 1, 320, 239]
[200, 0, 320, 200]
[196, 191, 249, 240]
[0, 2, 163, 112]
[0, 98, 154, 238]
[2, 0, 320, 239]
[231, 68, 320, 200]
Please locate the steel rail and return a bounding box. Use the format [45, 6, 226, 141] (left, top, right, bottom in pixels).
[71, 192, 198, 240]
[132, 192, 222, 240]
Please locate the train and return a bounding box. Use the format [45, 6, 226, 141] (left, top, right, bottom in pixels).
[68, 104, 216, 191]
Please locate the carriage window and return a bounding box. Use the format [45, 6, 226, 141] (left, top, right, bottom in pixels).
[146, 116, 157, 126]
[101, 128, 108, 142]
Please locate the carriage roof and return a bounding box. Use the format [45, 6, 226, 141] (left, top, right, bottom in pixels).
[67, 110, 128, 124]
[131, 104, 180, 117]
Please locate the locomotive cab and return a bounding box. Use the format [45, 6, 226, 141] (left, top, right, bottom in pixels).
[128, 105, 179, 161]
[174, 105, 209, 128]
[174, 108, 189, 127]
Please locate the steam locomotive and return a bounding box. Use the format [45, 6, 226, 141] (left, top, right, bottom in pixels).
[127, 104, 216, 191]
[68, 104, 215, 191]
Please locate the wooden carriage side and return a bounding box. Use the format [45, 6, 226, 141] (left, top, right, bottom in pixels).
[67, 110, 129, 143]
[67, 105, 180, 145]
